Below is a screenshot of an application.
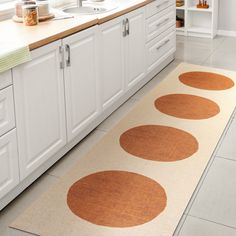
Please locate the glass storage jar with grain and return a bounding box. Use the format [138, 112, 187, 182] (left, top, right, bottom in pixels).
[22, 4, 39, 26]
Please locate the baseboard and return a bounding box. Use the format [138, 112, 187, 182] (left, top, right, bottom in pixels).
[217, 30, 236, 37]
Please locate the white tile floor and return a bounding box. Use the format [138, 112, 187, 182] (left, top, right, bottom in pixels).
[1, 35, 236, 235]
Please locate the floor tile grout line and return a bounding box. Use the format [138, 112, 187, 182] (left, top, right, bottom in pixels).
[184, 113, 235, 214]
[201, 36, 227, 65]
[215, 155, 236, 162]
[213, 114, 235, 154]
[187, 214, 236, 231]
[183, 153, 216, 214]
[174, 214, 188, 236]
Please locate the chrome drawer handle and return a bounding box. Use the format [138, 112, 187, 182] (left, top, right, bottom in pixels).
[156, 0, 169, 8]
[122, 19, 126, 37]
[156, 39, 170, 50]
[156, 18, 170, 28]
[59, 46, 64, 69]
[65, 44, 71, 67]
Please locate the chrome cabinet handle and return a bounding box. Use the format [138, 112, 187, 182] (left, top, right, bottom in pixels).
[126, 18, 129, 35]
[156, 0, 169, 8]
[156, 39, 170, 50]
[156, 18, 169, 28]
[122, 19, 127, 37]
[59, 46, 64, 69]
[65, 44, 71, 67]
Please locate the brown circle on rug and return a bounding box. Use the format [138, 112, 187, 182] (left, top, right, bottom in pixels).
[155, 94, 220, 119]
[179, 71, 234, 90]
[67, 171, 167, 227]
[120, 125, 198, 161]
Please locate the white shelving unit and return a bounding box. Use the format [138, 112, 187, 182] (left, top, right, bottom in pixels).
[176, 0, 218, 38]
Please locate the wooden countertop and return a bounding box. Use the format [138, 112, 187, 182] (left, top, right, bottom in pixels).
[0, 0, 153, 50]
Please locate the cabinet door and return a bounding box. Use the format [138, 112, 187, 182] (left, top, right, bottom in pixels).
[0, 129, 19, 199]
[0, 86, 15, 137]
[99, 16, 125, 110]
[13, 41, 67, 180]
[63, 26, 100, 142]
[125, 7, 146, 89]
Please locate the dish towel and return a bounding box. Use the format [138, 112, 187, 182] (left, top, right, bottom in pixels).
[0, 44, 31, 73]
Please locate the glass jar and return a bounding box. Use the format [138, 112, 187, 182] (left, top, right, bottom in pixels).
[36, 0, 50, 17]
[22, 4, 39, 26]
[15, 0, 36, 18]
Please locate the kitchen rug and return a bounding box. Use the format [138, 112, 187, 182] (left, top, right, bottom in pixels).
[11, 63, 236, 236]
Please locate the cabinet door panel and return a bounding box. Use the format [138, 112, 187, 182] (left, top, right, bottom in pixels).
[99, 17, 125, 110]
[0, 129, 19, 199]
[125, 8, 146, 89]
[0, 86, 15, 137]
[63, 26, 100, 142]
[13, 41, 66, 179]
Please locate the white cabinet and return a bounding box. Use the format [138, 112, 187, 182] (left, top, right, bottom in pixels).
[0, 129, 19, 199]
[0, 86, 15, 137]
[125, 8, 146, 89]
[99, 16, 125, 110]
[145, 1, 176, 74]
[99, 7, 146, 110]
[63, 26, 100, 142]
[13, 40, 67, 179]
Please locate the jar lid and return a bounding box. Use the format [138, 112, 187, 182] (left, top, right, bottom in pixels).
[36, 1, 49, 5]
[22, 4, 38, 9]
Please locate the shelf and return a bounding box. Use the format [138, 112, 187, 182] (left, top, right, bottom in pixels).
[188, 6, 212, 12]
[187, 26, 211, 34]
[176, 27, 185, 31]
[176, 6, 185, 10]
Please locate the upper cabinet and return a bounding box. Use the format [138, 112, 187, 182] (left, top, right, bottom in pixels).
[13, 40, 67, 180]
[63, 26, 100, 142]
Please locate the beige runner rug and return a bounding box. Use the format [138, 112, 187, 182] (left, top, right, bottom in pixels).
[11, 63, 236, 236]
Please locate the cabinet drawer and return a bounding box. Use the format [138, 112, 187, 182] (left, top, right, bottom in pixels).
[0, 70, 12, 91]
[147, 28, 176, 72]
[0, 129, 19, 199]
[0, 86, 15, 137]
[146, 0, 175, 18]
[146, 5, 175, 42]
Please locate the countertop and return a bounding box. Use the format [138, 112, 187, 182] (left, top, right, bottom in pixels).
[0, 0, 153, 50]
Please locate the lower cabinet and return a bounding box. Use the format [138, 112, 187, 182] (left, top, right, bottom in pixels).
[63, 26, 100, 142]
[0, 129, 19, 199]
[1, 4, 175, 207]
[99, 16, 125, 110]
[13, 40, 67, 180]
[125, 7, 146, 89]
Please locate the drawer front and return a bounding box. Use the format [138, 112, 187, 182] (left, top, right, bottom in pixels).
[147, 28, 176, 72]
[0, 86, 15, 137]
[146, 0, 175, 18]
[0, 70, 12, 91]
[0, 129, 19, 199]
[146, 5, 175, 42]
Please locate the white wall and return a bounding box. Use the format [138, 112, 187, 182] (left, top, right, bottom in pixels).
[218, 0, 236, 32]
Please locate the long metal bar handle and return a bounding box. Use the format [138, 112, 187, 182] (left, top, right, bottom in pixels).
[59, 46, 64, 69]
[156, 0, 169, 8]
[65, 44, 71, 67]
[156, 39, 170, 50]
[126, 18, 129, 35]
[156, 18, 170, 28]
[122, 19, 127, 37]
